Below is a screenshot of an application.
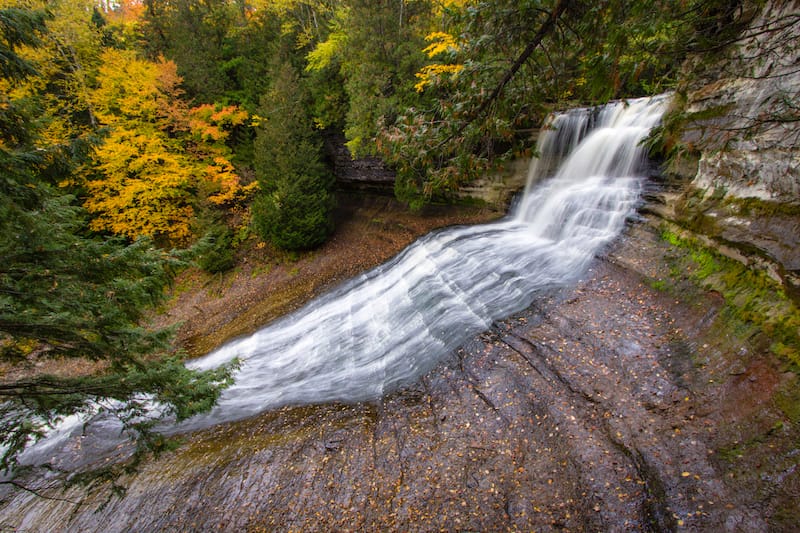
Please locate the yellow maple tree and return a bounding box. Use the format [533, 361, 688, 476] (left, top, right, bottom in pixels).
[86, 127, 196, 240]
[87, 50, 256, 243]
[414, 31, 464, 92]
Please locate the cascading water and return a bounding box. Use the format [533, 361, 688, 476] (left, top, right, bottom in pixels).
[18, 94, 670, 464]
[177, 94, 670, 431]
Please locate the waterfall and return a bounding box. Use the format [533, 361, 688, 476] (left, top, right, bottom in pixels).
[17, 94, 670, 463]
[178, 94, 670, 431]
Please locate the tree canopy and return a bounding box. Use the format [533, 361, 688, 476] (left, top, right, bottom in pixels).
[0, 4, 232, 477]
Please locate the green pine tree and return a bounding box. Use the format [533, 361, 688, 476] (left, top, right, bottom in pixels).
[0, 7, 233, 475]
[252, 63, 335, 251]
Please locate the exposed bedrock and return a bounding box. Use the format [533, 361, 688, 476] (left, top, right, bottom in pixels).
[5, 219, 795, 532]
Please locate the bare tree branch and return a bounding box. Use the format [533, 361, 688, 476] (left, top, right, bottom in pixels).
[0, 480, 81, 505]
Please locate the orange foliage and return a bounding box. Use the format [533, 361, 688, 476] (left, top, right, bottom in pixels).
[87, 51, 255, 242]
[102, 0, 145, 24]
[188, 103, 257, 207]
[188, 104, 249, 142]
[204, 157, 259, 206]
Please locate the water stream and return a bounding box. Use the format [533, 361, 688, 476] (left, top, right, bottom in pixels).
[179, 94, 670, 431]
[19, 94, 669, 464]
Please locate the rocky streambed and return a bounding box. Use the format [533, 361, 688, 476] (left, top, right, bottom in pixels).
[3, 212, 798, 532]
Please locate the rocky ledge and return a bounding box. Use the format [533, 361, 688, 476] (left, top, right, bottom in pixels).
[3, 213, 797, 532]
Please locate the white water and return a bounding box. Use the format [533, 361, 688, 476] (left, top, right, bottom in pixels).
[178, 94, 670, 431]
[16, 95, 669, 464]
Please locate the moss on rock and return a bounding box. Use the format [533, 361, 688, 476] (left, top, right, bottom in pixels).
[660, 223, 800, 374]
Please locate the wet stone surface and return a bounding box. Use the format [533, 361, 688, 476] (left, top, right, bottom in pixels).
[1, 221, 796, 532]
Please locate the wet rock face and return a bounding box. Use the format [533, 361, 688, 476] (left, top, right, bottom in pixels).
[455, 158, 531, 209]
[679, 1, 800, 203]
[661, 1, 800, 298]
[3, 221, 793, 532]
[323, 131, 396, 194]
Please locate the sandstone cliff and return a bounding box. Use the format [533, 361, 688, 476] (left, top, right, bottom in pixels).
[656, 0, 800, 298]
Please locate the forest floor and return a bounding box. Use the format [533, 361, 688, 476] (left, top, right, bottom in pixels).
[2, 194, 798, 532]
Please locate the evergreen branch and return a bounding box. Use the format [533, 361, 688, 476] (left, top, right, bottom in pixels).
[0, 380, 109, 396]
[458, 0, 571, 133]
[686, 12, 798, 55]
[440, 0, 571, 149]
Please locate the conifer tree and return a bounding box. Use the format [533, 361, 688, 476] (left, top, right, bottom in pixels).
[0, 6, 232, 475]
[334, 0, 431, 157]
[252, 63, 335, 251]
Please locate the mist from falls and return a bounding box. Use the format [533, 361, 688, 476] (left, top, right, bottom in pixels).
[178, 94, 670, 431]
